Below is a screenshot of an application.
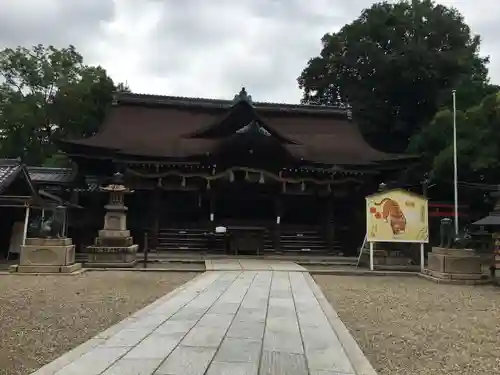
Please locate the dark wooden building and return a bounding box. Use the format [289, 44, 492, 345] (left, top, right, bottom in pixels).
[57, 89, 414, 256]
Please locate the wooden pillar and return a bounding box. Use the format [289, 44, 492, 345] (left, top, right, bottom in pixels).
[70, 187, 79, 206]
[274, 195, 282, 252]
[208, 190, 216, 231]
[22, 204, 31, 246]
[150, 181, 161, 251]
[325, 194, 335, 254]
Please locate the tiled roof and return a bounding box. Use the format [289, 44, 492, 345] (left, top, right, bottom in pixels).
[74, 175, 100, 192]
[61, 96, 408, 166]
[114, 91, 349, 116]
[28, 167, 76, 184]
[0, 158, 23, 194]
[26, 166, 100, 191]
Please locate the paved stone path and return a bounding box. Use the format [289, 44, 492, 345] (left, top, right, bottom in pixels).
[205, 259, 307, 272]
[34, 268, 376, 375]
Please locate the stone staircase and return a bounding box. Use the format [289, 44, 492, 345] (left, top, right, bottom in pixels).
[148, 226, 340, 255]
[268, 228, 341, 255]
[152, 228, 226, 253]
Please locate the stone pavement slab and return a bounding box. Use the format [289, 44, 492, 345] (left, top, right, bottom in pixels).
[32, 269, 376, 375]
[206, 259, 307, 272]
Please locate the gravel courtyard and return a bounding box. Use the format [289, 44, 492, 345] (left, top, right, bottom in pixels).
[314, 275, 500, 375]
[0, 271, 198, 375]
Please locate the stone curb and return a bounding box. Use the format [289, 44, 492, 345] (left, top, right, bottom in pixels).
[29, 271, 214, 375]
[84, 267, 205, 273]
[308, 269, 419, 277]
[0, 269, 87, 276]
[304, 272, 378, 375]
[417, 272, 493, 285]
[1, 268, 207, 275]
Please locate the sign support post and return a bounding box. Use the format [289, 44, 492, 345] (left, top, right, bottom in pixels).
[369, 241, 374, 271]
[420, 243, 425, 273]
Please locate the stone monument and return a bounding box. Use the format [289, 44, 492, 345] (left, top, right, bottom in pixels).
[10, 206, 83, 274]
[425, 218, 488, 284]
[85, 172, 138, 267]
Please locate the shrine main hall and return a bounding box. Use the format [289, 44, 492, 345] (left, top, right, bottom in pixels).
[19, 88, 413, 257]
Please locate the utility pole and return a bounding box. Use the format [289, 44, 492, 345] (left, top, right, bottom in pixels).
[452, 89, 459, 235]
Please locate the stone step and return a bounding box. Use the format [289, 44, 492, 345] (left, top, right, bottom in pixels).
[279, 241, 331, 246]
[156, 236, 224, 242]
[283, 235, 325, 239]
[271, 249, 332, 255]
[155, 246, 225, 252]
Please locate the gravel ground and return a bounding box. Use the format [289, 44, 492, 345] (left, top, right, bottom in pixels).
[314, 275, 500, 375]
[0, 271, 198, 375]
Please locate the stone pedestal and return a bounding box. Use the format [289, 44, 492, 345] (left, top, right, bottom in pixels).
[10, 237, 82, 274]
[424, 247, 488, 284]
[85, 237, 138, 268]
[84, 203, 138, 268]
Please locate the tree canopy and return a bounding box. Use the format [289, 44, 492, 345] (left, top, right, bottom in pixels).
[298, 0, 492, 153]
[0, 44, 128, 166]
[409, 91, 500, 183]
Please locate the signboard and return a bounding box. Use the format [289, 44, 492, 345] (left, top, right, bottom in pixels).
[366, 189, 429, 243]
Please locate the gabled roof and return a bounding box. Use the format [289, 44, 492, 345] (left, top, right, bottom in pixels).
[0, 158, 37, 196]
[59, 88, 417, 166]
[184, 98, 298, 145]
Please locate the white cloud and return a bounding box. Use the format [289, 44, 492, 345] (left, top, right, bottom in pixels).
[0, 0, 498, 103]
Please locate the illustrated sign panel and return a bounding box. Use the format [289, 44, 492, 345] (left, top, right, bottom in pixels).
[366, 189, 429, 243]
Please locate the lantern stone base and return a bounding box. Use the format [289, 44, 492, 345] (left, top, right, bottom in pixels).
[424, 247, 489, 284]
[84, 235, 138, 268]
[10, 238, 82, 274]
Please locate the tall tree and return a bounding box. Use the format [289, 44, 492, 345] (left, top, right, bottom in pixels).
[0, 44, 128, 166]
[409, 91, 500, 183]
[298, 0, 489, 153]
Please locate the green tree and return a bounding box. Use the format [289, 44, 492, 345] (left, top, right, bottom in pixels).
[408, 91, 500, 183]
[298, 0, 490, 153]
[0, 44, 128, 166]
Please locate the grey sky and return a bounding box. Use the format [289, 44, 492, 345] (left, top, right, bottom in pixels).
[0, 0, 498, 103]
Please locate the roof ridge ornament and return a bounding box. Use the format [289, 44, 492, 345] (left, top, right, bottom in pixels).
[235, 120, 270, 136]
[233, 87, 253, 105]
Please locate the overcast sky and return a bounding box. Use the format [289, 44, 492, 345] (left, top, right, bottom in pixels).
[0, 0, 498, 103]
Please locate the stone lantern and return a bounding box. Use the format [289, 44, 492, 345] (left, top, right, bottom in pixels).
[472, 190, 500, 281]
[85, 172, 138, 267]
